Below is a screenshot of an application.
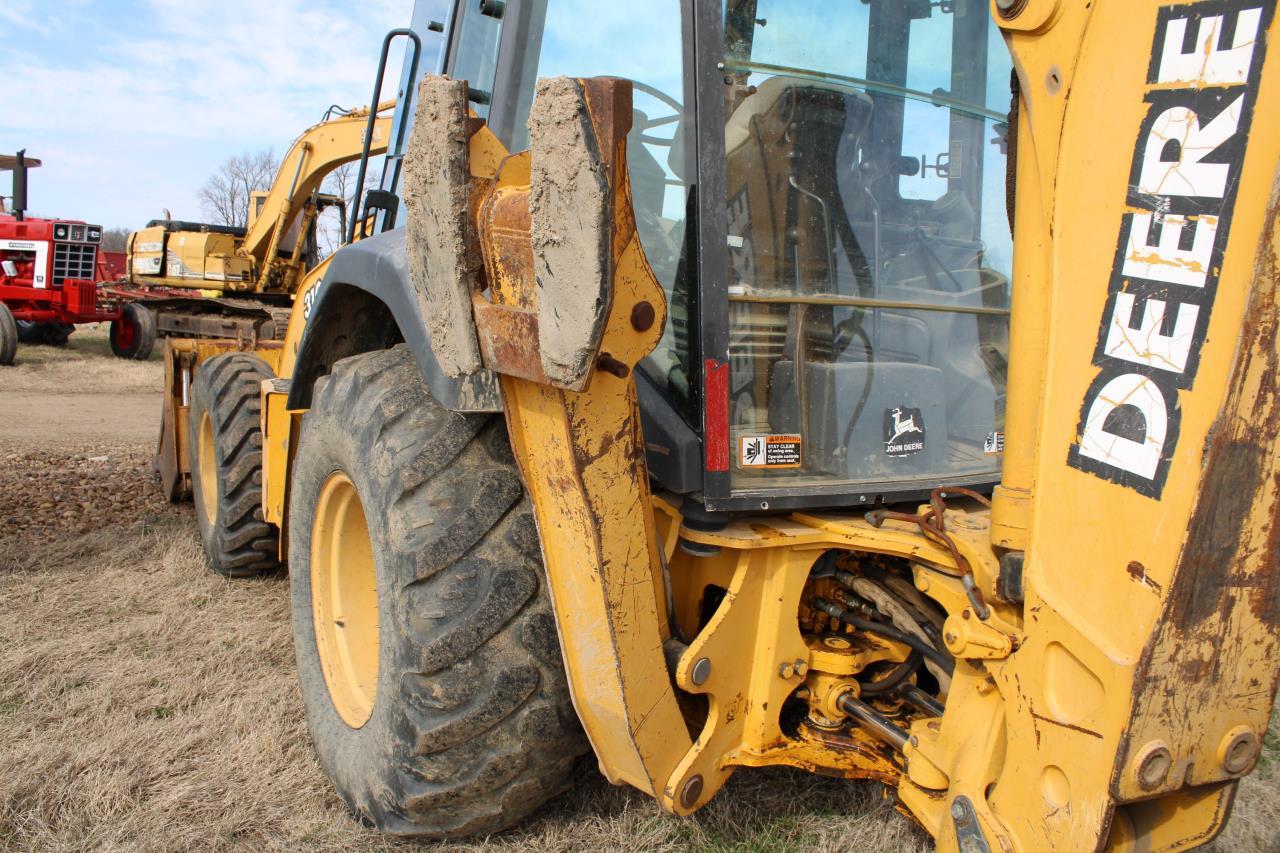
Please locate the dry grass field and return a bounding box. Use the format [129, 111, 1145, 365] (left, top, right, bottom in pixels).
[0, 333, 1276, 852]
[0, 323, 161, 396]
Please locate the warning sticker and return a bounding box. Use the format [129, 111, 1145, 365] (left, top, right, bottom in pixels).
[739, 434, 802, 469]
[984, 431, 1005, 455]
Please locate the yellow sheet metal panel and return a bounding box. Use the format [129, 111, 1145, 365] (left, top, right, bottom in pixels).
[165, 231, 237, 286]
[261, 379, 291, 530]
[277, 258, 328, 381]
[129, 224, 167, 277]
[204, 253, 252, 287]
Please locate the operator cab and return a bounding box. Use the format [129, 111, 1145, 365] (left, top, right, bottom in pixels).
[381, 0, 1012, 512]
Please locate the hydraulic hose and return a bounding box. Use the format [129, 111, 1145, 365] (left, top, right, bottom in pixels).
[812, 597, 955, 675]
[857, 648, 923, 697]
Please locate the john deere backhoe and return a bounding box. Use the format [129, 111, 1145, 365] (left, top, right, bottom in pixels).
[163, 0, 1279, 849]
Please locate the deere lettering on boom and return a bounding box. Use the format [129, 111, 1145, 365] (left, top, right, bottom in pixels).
[158, 1, 1280, 850]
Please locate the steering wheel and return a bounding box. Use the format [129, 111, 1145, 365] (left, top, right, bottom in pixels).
[631, 81, 683, 149]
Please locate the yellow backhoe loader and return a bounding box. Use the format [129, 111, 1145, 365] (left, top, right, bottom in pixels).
[160, 1, 1279, 849]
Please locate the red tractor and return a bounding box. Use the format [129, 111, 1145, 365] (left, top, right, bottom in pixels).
[0, 151, 154, 366]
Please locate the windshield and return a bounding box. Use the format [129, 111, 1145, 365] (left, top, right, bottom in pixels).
[721, 0, 1012, 495]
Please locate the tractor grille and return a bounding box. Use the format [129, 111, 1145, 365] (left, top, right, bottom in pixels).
[52, 242, 98, 286]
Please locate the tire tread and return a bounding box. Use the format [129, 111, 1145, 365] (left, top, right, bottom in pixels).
[294, 345, 586, 838]
[190, 353, 279, 575]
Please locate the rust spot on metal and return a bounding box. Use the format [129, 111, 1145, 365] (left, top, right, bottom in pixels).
[1172, 439, 1272, 628]
[747, 523, 789, 539]
[1181, 656, 1212, 683]
[478, 187, 535, 310]
[1126, 560, 1163, 595]
[473, 301, 549, 384]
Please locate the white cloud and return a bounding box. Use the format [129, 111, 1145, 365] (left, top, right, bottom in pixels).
[0, 0, 420, 228]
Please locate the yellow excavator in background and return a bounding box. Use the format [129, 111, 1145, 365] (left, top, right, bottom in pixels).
[127, 101, 394, 298]
[148, 27, 424, 500]
[146, 98, 396, 501]
[123, 99, 395, 344]
[158, 2, 1278, 850]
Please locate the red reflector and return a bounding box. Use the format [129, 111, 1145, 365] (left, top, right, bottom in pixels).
[704, 358, 730, 472]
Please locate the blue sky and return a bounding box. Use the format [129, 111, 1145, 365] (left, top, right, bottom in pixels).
[0, 0, 444, 230]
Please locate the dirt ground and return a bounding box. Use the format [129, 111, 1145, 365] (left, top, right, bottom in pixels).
[0, 328, 1276, 852]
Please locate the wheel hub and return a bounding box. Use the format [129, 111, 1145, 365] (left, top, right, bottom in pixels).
[196, 411, 218, 523]
[115, 316, 135, 349]
[310, 472, 380, 728]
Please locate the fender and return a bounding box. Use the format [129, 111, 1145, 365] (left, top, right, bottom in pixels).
[286, 227, 502, 412]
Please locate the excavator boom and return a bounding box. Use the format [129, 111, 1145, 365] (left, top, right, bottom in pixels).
[240, 100, 395, 271]
[127, 102, 394, 295]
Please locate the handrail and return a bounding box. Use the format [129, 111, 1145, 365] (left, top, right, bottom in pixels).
[349, 28, 422, 243]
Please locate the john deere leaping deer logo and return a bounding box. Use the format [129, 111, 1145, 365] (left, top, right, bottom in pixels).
[884, 406, 926, 457]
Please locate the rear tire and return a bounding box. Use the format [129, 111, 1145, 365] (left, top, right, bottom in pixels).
[289, 345, 586, 838]
[39, 323, 74, 346]
[189, 352, 279, 576]
[110, 302, 155, 360]
[15, 320, 38, 344]
[0, 304, 15, 366]
[15, 321, 72, 346]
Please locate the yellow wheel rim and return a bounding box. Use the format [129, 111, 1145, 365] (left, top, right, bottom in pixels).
[197, 411, 218, 523]
[310, 472, 380, 728]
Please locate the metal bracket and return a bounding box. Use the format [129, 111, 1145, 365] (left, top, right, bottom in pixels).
[951, 796, 992, 853]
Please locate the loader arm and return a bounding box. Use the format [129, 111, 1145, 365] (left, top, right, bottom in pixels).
[399, 0, 1280, 845]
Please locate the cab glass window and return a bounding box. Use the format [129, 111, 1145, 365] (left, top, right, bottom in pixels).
[721, 0, 1013, 495]
[503, 0, 694, 412]
[450, 1, 504, 119]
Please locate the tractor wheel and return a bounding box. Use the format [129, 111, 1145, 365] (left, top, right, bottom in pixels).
[0, 304, 15, 366]
[110, 303, 156, 360]
[289, 345, 586, 838]
[39, 323, 74, 346]
[15, 321, 73, 346]
[188, 353, 280, 577]
[15, 320, 39, 344]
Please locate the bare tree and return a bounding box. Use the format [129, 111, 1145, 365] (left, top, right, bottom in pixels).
[317, 160, 380, 256]
[199, 149, 278, 228]
[100, 227, 129, 252]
